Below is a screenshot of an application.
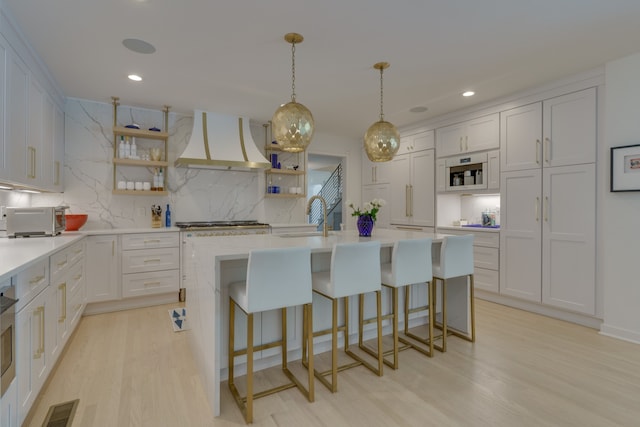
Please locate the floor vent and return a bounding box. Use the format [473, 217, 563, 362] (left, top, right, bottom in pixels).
[42, 399, 79, 427]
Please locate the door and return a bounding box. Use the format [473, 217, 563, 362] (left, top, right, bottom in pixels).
[500, 169, 542, 301]
[410, 149, 435, 227]
[436, 122, 466, 157]
[542, 164, 596, 315]
[500, 102, 542, 172]
[6, 45, 29, 184]
[465, 113, 499, 153]
[85, 235, 120, 302]
[543, 87, 596, 167]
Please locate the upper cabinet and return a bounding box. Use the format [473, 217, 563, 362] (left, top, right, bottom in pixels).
[398, 129, 434, 155]
[436, 113, 499, 158]
[0, 30, 65, 192]
[501, 88, 597, 172]
[361, 148, 391, 185]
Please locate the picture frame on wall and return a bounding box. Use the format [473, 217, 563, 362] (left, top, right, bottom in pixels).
[611, 143, 640, 191]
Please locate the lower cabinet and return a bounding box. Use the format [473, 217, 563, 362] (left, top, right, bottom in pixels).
[362, 183, 390, 228]
[16, 284, 51, 425]
[85, 235, 120, 302]
[85, 232, 180, 307]
[1, 379, 18, 427]
[438, 228, 500, 292]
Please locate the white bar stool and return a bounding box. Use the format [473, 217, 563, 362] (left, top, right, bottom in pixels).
[228, 247, 314, 424]
[432, 234, 475, 352]
[305, 241, 383, 392]
[361, 238, 434, 369]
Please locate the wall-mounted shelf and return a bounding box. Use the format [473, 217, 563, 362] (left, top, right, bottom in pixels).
[111, 97, 170, 195]
[112, 190, 169, 196]
[263, 123, 307, 197]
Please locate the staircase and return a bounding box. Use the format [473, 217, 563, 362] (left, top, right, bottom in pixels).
[308, 163, 343, 231]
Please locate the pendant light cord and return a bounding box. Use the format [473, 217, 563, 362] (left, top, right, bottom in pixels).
[379, 67, 384, 121]
[291, 41, 297, 103]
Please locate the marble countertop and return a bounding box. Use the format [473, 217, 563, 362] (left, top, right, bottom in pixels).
[79, 226, 181, 235]
[437, 225, 500, 233]
[187, 228, 451, 262]
[0, 234, 86, 283]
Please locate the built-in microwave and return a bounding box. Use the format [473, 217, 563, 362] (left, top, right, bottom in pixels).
[445, 152, 488, 192]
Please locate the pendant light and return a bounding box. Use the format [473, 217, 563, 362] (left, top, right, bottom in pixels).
[364, 62, 400, 162]
[272, 33, 315, 152]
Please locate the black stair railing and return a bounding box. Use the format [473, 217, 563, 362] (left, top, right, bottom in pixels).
[308, 163, 343, 230]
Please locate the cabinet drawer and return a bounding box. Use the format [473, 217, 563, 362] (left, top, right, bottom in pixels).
[474, 267, 499, 293]
[474, 246, 499, 270]
[67, 280, 85, 331]
[50, 240, 85, 280]
[121, 232, 179, 250]
[15, 259, 49, 312]
[66, 260, 85, 297]
[122, 247, 180, 274]
[122, 269, 180, 298]
[473, 232, 499, 248]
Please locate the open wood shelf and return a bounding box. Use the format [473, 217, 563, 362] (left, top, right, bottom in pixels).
[113, 158, 168, 167]
[112, 190, 168, 196]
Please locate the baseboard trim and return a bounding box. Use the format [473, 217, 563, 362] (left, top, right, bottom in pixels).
[83, 293, 179, 315]
[599, 324, 640, 345]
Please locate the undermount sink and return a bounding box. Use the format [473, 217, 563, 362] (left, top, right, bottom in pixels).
[276, 232, 324, 238]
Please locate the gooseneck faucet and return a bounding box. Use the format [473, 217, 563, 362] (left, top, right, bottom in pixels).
[306, 195, 328, 237]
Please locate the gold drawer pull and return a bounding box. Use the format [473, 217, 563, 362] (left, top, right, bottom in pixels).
[57, 259, 68, 268]
[143, 259, 161, 263]
[143, 239, 161, 244]
[143, 281, 162, 286]
[73, 273, 83, 280]
[29, 274, 45, 285]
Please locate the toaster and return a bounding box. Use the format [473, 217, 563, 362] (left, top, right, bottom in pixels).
[6, 206, 68, 238]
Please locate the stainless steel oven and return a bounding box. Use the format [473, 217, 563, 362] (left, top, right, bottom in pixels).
[1, 282, 17, 397]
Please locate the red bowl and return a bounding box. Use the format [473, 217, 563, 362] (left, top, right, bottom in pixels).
[65, 214, 88, 231]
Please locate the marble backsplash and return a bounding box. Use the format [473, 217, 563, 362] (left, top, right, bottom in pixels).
[29, 98, 305, 230]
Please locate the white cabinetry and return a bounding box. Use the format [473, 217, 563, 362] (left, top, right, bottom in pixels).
[439, 228, 500, 293]
[15, 259, 51, 426]
[362, 184, 390, 228]
[86, 235, 120, 302]
[361, 149, 391, 185]
[121, 233, 180, 298]
[501, 88, 596, 172]
[5, 42, 28, 187]
[1, 379, 17, 427]
[0, 36, 7, 179]
[47, 240, 85, 363]
[398, 129, 434, 155]
[436, 113, 499, 158]
[500, 88, 597, 315]
[389, 149, 435, 228]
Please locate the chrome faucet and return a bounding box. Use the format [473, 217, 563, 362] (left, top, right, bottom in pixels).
[306, 195, 328, 237]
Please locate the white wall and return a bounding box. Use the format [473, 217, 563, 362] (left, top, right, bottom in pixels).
[601, 52, 640, 343]
[30, 98, 361, 230]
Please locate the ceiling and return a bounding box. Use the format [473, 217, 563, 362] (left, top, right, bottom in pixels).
[5, 0, 640, 140]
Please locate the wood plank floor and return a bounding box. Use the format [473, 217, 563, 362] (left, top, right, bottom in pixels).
[25, 300, 640, 426]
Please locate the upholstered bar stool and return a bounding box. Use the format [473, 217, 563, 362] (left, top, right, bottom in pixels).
[305, 241, 383, 392]
[432, 234, 475, 352]
[228, 247, 314, 424]
[360, 238, 434, 369]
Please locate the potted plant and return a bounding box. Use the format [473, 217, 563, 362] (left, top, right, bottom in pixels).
[347, 199, 385, 237]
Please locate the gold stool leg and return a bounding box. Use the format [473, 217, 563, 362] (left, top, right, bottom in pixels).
[331, 297, 339, 392]
[375, 289, 383, 375]
[246, 312, 254, 423]
[305, 303, 315, 402]
[391, 287, 399, 369]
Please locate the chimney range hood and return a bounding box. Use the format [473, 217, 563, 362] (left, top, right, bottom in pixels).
[174, 111, 271, 170]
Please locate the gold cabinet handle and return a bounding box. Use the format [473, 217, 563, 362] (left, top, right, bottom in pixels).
[29, 274, 45, 285]
[410, 184, 414, 217]
[535, 197, 540, 222]
[536, 139, 541, 164]
[34, 306, 45, 358]
[371, 166, 375, 183]
[405, 185, 410, 217]
[112, 240, 115, 256]
[144, 281, 162, 287]
[57, 259, 68, 268]
[544, 196, 549, 222]
[54, 161, 60, 185]
[544, 137, 550, 163]
[465, 136, 469, 152]
[73, 273, 83, 281]
[143, 239, 161, 244]
[59, 283, 67, 322]
[459, 137, 464, 152]
[143, 258, 161, 263]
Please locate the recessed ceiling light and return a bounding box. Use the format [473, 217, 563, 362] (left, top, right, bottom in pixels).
[462, 91, 475, 97]
[128, 74, 143, 82]
[122, 38, 156, 54]
[410, 106, 428, 113]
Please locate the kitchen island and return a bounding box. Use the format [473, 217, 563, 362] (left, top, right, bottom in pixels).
[183, 228, 472, 416]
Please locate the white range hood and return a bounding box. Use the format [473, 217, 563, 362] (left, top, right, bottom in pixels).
[175, 111, 271, 170]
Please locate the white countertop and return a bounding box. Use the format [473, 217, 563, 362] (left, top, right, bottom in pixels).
[81, 226, 181, 235]
[187, 228, 451, 262]
[437, 225, 500, 233]
[0, 234, 86, 282]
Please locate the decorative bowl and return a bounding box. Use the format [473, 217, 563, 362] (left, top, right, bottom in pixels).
[65, 214, 88, 231]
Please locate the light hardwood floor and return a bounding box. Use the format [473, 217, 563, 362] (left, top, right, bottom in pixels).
[25, 300, 640, 426]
